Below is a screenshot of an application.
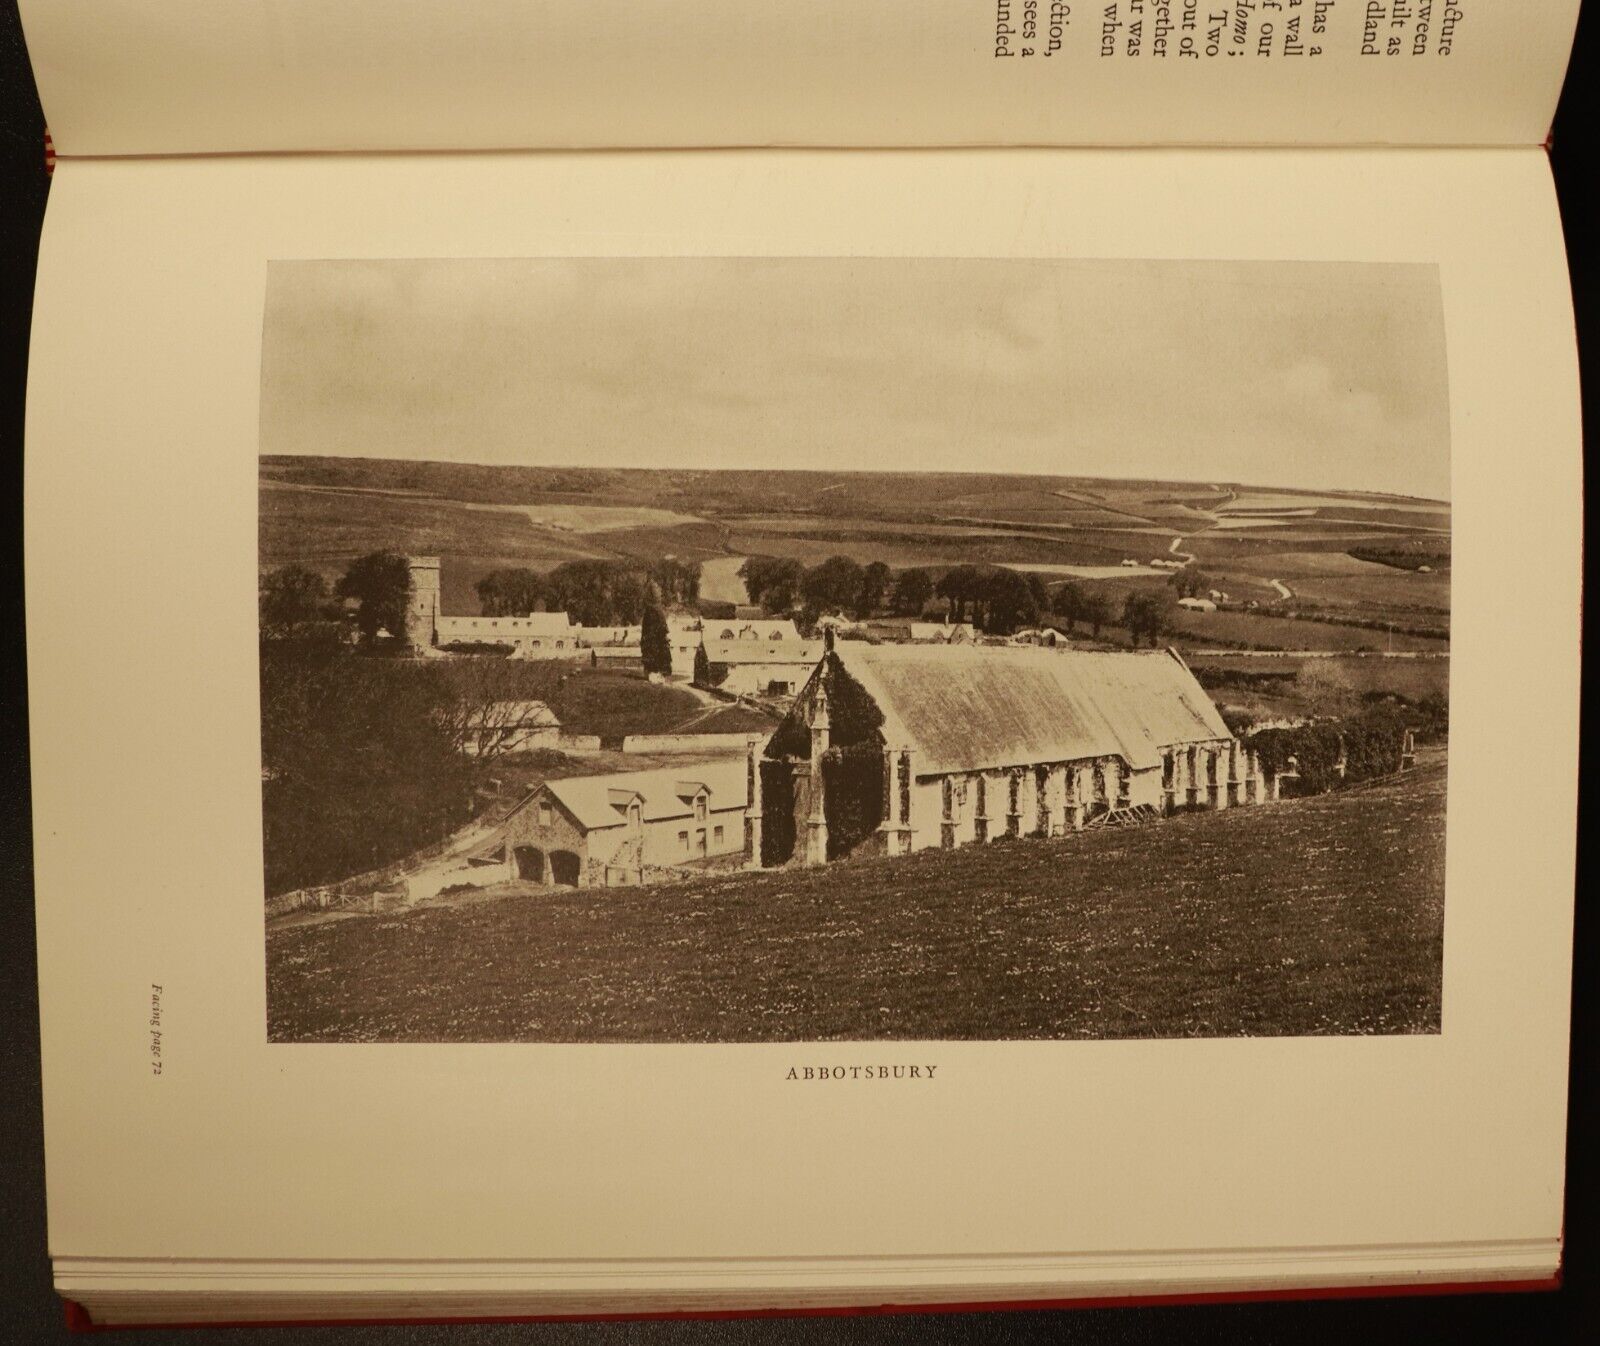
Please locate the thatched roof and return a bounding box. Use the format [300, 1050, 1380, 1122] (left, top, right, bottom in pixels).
[829, 643, 1229, 776]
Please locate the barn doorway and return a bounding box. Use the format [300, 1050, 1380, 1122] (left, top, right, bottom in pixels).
[548, 850, 582, 887]
[512, 845, 546, 882]
[760, 759, 796, 866]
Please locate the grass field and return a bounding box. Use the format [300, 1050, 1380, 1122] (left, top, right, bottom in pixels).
[1167, 608, 1448, 652]
[267, 761, 1446, 1043]
[542, 668, 770, 745]
[259, 482, 612, 575]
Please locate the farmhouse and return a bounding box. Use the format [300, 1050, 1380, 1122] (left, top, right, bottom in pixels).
[1177, 597, 1217, 612]
[751, 639, 1268, 867]
[495, 760, 750, 887]
[698, 621, 821, 697]
[710, 619, 802, 643]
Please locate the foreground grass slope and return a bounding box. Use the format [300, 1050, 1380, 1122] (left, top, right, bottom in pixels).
[268, 764, 1445, 1043]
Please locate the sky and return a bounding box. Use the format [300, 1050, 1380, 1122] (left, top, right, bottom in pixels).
[259, 257, 1452, 501]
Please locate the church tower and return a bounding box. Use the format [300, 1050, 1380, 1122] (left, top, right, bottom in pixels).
[403, 555, 441, 651]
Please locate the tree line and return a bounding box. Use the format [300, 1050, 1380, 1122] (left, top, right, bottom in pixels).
[476, 557, 701, 626]
[259, 643, 584, 896]
[260, 552, 705, 645]
[738, 553, 1183, 644]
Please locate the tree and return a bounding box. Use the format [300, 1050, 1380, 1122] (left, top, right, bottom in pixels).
[1168, 567, 1212, 600]
[860, 561, 892, 617]
[738, 556, 804, 613]
[892, 568, 935, 616]
[981, 568, 1040, 636]
[1054, 582, 1086, 633]
[936, 565, 985, 623]
[475, 568, 546, 616]
[544, 560, 652, 626]
[933, 565, 1037, 633]
[259, 565, 331, 642]
[800, 555, 866, 619]
[259, 651, 471, 894]
[641, 605, 672, 675]
[336, 552, 411, 645]
[692, 643, 727, 688]
[1081, 591, 1111, 639]
[1123, 591, 1174, 648]
[646, 558, 702, 607]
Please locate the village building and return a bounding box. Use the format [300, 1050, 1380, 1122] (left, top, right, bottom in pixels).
[1177, 597, 1217, 613]
[749, 639, 1269, 868]
[403, 556, 586, 656]
[858, 619, 977, 645]
[579, 624, 641, 647]
[492, 760, 750, 887]
[1011, 626, 1070, 647]
[667, 615, 705, 678]
[697, 620, 821, 697]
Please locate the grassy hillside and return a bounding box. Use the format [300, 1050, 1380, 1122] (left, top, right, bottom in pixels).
[268, 761, 1446, 1043]
[261, 455, 1450, 643]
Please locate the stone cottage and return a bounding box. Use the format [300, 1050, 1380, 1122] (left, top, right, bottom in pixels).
[494, 760, 750, 887]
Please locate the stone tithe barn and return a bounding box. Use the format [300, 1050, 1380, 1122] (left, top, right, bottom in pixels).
[751, 639, 1270, 868]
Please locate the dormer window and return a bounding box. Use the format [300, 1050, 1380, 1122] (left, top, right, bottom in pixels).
[694, 795, 707, 822]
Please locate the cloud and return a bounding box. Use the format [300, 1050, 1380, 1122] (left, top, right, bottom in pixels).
[260, 258, 1451, 499]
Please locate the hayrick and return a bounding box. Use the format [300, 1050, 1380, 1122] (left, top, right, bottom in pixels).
[786, 1065, 938, 1080]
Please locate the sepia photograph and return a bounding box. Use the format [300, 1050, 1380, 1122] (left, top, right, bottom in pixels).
[260, 257, 1451, 1044]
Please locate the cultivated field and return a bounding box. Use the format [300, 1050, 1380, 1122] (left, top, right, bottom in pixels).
[263, 458, 1451, 647]
[267, 760, 1446, 1043]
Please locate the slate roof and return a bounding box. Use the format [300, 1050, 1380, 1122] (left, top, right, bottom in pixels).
[517, 760, 751, 833]
[829, 643, 1230, 776]
[436, 612, 576, 637]
[702, 638, 822, 666]
[707, 620, 803, 643]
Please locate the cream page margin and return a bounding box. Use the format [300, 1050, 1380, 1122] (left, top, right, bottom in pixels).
[19, 0, 1583, 155]
[27, 149, 1579, 1267]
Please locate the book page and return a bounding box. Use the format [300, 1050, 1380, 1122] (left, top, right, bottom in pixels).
[26, 146, 1579, 1314]
[19, 0, 1581, 157]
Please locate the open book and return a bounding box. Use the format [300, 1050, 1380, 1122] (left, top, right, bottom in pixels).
[20, 0, 1583, 1328]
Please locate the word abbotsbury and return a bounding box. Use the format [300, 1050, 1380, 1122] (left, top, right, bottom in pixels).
[786, 1065, 938, 1081]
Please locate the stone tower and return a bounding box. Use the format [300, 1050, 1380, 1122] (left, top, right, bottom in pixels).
[403, 555, 441, 651]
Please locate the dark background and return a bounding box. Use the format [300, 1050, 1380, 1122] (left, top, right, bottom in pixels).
[1, 2, 1592, 1340]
